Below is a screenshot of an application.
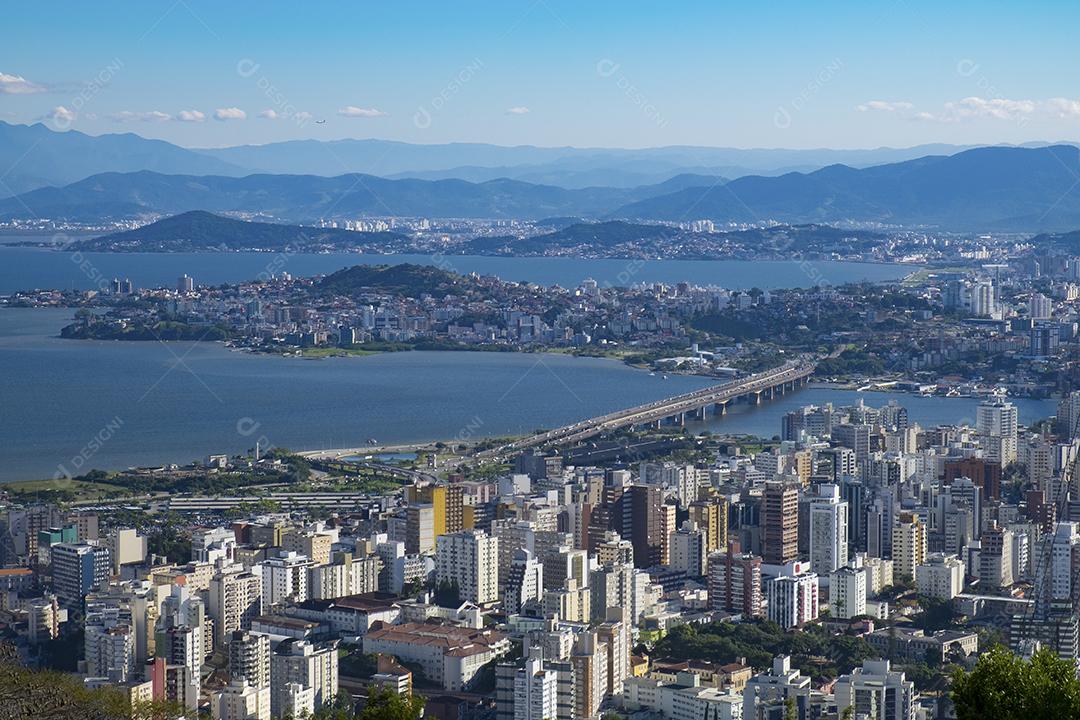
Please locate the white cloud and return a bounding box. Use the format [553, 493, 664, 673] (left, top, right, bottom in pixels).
[855, 100, 912, 113]
[1046, 97, 1080, 118]
[40, 106, 76, 124]
[0, 72, 46, 94]
[176, 109, 206, 123]
[337, 105, 386, 118]
[946, 96, 1036, 121]
[260, 109, 314, 124]
[214, 107, 246, 121]
[505, 106, 531, 115]
[858, 96, 1080, 123]
[109, 110, 171, 123]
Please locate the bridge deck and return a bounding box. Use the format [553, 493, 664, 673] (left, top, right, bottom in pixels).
[480, 360, 815, 460]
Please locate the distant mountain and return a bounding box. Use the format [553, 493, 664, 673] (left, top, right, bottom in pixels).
[614, 145, 1080, 231]
[1029, 228, 1080, 252]
[319, 263, 463, 297]
[8, 144, 1080, 231]
[0, 170, 712, 222]
[198, 137, 991, 187]
[75, 211, 405, 252]
[4, 119, 1076, 200]
[0, 121, 246, 197]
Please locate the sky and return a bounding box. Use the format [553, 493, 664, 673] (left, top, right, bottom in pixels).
[2, 1, 1079, 150]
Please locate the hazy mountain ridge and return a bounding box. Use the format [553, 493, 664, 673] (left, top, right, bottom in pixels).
[0, 170, 722, 222]
[612, 145, 1080, 231]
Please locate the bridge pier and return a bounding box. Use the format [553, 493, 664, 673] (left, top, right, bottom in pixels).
[752, 391, 762, 405]
[693, 406, 707, 421]
[714, 401, 727, 416]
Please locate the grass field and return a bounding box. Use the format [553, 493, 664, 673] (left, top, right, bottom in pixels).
[2, 477, 129, 501]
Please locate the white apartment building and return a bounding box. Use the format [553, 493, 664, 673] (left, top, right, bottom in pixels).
[269, 639, 339, 718]
[766, 572, 819, 629]
[809, 484, 848, 576]
[211, 681, 271, 720]
[835, 660, 916, 720]
[916, 553, 964, 600]
[976, 397, 1018, 466]
[514, 655, 559, 720]
[209, 567, 262, 647]
[435, 530, 499, 605]
[829, 566, 866, 620]
[256, 552, 312, 612]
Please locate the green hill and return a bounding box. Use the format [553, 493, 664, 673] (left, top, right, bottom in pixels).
[73, 210, 406, 252]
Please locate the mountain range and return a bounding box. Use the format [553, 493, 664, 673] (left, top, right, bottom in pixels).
[0, 119, 1038, 196]
[5, 144, 1080, 231]
[0, 169, 724, 223]
[618, 145, 1080, 230]
[0, 121, 244, 197]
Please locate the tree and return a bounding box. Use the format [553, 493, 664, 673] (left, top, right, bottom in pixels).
[356, 687, 425, 720]
[951, 646, 1080, 720]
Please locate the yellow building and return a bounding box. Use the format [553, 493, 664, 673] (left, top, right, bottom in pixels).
[407, 484, 464, 537]
[688, 498, 729, 553]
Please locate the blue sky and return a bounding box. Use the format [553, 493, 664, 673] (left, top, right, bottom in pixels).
[2, 1, 1079, 149]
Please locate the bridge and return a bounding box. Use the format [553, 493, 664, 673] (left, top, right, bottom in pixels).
[479, 359, 816, 461]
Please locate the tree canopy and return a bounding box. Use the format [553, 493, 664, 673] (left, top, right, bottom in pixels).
[951, 647, 1080, 720]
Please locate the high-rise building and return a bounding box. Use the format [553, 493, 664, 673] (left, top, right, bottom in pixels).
[405, 504, 435, 554]
[85, 604, 136, 683]
[977, 397, 1018, 467]
[658, 503, 676, 566]
[916, 553, 964, 600]
[669, 520, 708, 577]
[766, 572, 819, 629]
[407, 484, 464, 537]
[1030, 292, 1053, 320]
[514, 655, 559, 720]
[707, 543, 763, 618]
[230, 630, 271, 689]
[255, 552, 312, 612]
[688, 498, 728, 553]
[177, 274, 195, 294]
[210, 681, 271, 720]
[891, 512, 927, 580]
[829, 566, 866, 619]
[627, 484, 663, 569]
[282, 529, 332, 566]
[210, 568, 262, 648]
[570, 632, 609, 720]
[590, 562, 635, 623]
[743, 656, 812, 720]
[51, 541, 110, 606]
[493, 519, 538, 586]
[504, 549, 544, 613]
[1057, 391, 1080, 439]
[835, 660, 916, 720]
[979, 523, 1014, 589]
[157, 585, 207, 712]
[833, 424, 871, 470]
[763, 481, 799, 565]
[270, 640, 339, 718]
[435, 529, 500, 604]
[809, 484, 848, 576]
